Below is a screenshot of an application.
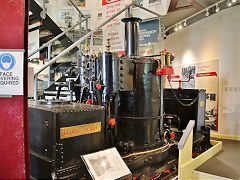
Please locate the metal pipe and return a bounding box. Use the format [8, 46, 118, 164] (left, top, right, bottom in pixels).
[69, 0, 85, 18]
[28, 18, 89, 58]
[43, 0, 46, 17]
[122, 17, 142, 57]
[90, 34, 93, 54]
[158, 17, 164, 51]
[85, 18, 88, 50]
[128, 7, 132, 17]
[47, 43, 51, 87]
[41, 0, 47, 19]
[79, 13, 82, 56]
[34, 75, 38, 102]
[34, 2, 136, 76]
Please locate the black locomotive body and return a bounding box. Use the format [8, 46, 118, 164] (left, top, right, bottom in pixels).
[28, 103, 105, 179]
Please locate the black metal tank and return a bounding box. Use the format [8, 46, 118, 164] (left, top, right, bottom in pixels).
[98, 52, 119, 95]
[117, 57, 162, 152]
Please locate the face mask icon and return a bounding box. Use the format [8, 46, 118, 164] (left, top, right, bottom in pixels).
[0, 53, 15, 71]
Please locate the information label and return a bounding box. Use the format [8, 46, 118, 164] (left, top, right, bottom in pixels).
[0, 50, 24, 96]
[60, 122, 101, 139]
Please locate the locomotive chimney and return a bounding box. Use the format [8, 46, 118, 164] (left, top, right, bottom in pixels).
[121, 17, 142, 57]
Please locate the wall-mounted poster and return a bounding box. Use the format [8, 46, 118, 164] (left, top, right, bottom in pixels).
[139, 19, 159, 45]
[168, 60, 219, 131]
[67, 0, 85, 7]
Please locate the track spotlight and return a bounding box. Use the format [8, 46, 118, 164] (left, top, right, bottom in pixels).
[178, 23, 183, 30]
[184, 20, 187, 27]
[215, 4, 220, 12]
[227, 0, 232, 6]
[175, 25, 178, 31]
[205, 9, 209, 16]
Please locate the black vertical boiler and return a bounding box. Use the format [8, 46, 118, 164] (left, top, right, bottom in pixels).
[117, 58, 161, 152]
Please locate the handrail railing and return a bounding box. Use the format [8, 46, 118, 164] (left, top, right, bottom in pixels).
[177, 120, 222, 179]
[28, 17, 89, 58]
[33, 2, 162, 101]
[178, 120, 195, 149]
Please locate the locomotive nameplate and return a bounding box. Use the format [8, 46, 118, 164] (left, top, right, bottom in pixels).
[60, 122, 101, 139]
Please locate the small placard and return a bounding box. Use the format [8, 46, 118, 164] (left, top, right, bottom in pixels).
[0, 50, 24, 96]
[60, 122, 101, 139]
[82, 148, 131, 180]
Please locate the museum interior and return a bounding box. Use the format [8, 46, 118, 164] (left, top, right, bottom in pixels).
[0, 0, 240, 179]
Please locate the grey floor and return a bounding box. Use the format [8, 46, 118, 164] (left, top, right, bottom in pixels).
[196, 138, 240, 179]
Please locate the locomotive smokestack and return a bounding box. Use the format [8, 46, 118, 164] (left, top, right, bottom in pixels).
[121, 17, 142, 57]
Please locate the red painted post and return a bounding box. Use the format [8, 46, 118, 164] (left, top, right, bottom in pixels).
[0, 0, 29, 179]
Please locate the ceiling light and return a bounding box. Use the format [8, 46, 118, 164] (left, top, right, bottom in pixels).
[232, 0, 237, 3]
[215, 4, 220, 12]
[184, 20, 187, 27]
[205, 9, 209, 16]
[175, 26, 178, 31]
[227, 0, 232, 6]
[178, 23, 183, 30]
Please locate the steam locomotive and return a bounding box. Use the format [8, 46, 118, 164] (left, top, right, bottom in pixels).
[28, 17, 210, 179]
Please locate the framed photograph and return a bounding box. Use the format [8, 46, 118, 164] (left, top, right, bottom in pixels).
[81, 148, 131, 180]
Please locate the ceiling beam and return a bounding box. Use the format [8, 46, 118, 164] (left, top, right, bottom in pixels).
[168, 5, 194, 12]
[168, 0, 179, 12]
[184, 0, 204, 10]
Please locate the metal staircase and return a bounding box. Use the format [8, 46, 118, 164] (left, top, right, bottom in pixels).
[29, 0, 79, 55]
[28, 0, 90, 100]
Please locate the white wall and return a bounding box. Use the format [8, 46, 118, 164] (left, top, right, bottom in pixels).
[164, 5, 240, 136]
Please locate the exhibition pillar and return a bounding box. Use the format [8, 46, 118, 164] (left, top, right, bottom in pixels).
[0, 0, 29, 178]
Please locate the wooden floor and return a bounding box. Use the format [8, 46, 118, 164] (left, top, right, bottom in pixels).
[196, 138, 240, 179]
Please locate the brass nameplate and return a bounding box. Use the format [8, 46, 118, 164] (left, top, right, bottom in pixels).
[60, 122, 101, 139]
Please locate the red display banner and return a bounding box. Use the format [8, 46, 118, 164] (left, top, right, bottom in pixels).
[102, 0, 121, 5]
[196, 72, 217, 77]
[102, 0, 125, 52]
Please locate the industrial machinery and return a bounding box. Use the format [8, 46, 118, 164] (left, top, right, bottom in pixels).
[28, 16, 211, 179]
